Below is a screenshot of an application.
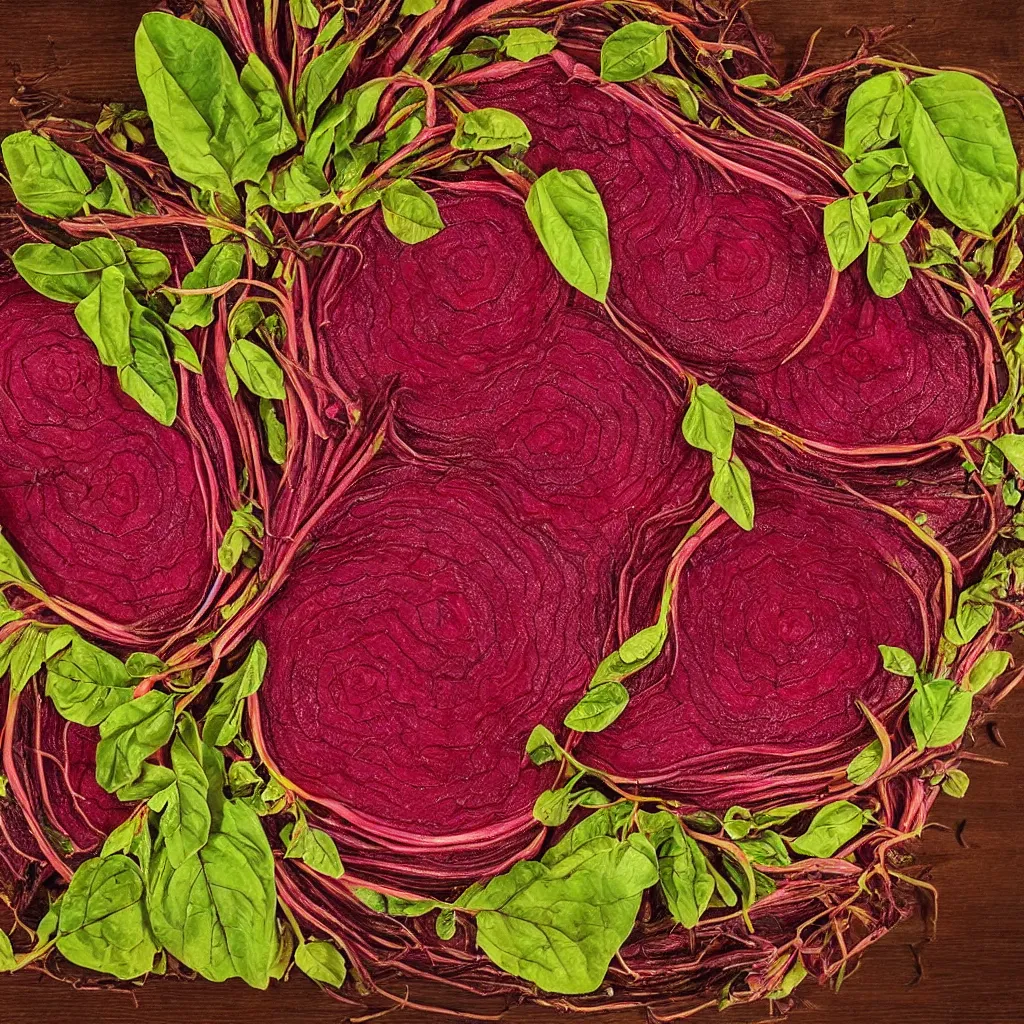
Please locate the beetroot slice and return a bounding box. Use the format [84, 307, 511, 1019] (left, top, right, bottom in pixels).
[580, 465, 944, 791]
[475, 60, 988, 449]
[0, 279, 212, 631]
[257, 464, 598, 840]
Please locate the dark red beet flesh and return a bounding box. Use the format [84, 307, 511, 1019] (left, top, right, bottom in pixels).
[0, 279, 212, 631]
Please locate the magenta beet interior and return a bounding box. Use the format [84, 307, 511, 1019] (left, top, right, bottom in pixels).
[0, 278, 211, 631]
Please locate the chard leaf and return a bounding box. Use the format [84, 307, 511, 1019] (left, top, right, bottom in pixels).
[844, 71, 906, 158]
[768, 958, 808, 999]
[381, 180, 445, 244]
[1, 132, 90, 218]
[908, 678, 972, 750]
[599, 22, 669, 83]
[682, 383, 734, 459]
[56, 855, 157, 980]
[46, 638, 134, 726]
[149, 798, 277, 988]
[941, 768, 970, 798]
[464, 836, 658, 994]
[229, 338, 286, 400]
[898, 72, 1017, 236]
[710, 454, 755, 530]
[452, 108, 531, 151]
[96, 690, 176, 793]
[281, 820, 344, 878]
[314, 11, 347, 47]
[295, 941, 347, 986]
[502, 28, 557, 62]
[12, 243, 108, 303]
[637, 812, 713, 928]
[789, 801, 867, 858]
[563, 680, 629, 732]
[0, 930, 12, 972]
[823, 194, 870, 271]
[526, 168, 611, 302]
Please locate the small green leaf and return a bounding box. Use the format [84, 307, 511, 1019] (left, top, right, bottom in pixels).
[400, 0, 435, 13]
[649, 73, 699, 121]
[203, 641, 268, 748]
[844, 71, 906, 159]
[789, 801, 867, 858]
[289, 0, 320, 29]
[1, 132, 91, 218]
[994, 434, 1024, 477]
[46, 638, 134, 727]
[0, 929, 15, 972]
[452, 108, 531, 151]
[296, 43, 359, 130]
[871, 211, 914, 245]
[259, 398, 287, 464]
[768, 958, 808, 1000]
[314, 11, 346, 47]
[941, 768, 970, 798]
[435, 908, 457, 940]
[734, 74, 779, 89]
[502, 28, 557, 63]
[381, 179, 445, 244]
[846, 739, 883, 784]
[878, 644, 917, 677]
[710, 454, 754, 530]
[526, 168, 611, 302]
[532, 786, 574, 827]
[525, 724, 561, 766]
[599, 22, 669, 83]
[843, 148, 912, 198]
[169, 242, 245, 331]
[86, 165, 134, 215]
[9, 625, 48, 695]
[295, 940, 347, 986]
[682, 383, 734, 459]
[823, 194, 870, 271]
[908, 678, 972, 750]
[229, 338, 286, 400]
[74, 266, 133, 369]
[96, 690, 175, 793]
[563, 681, 629, 733]
[866, 239, 911, 298]
[118, 296, 178, 425]
[149, 716, 212, 868]
[964, 649, 1011, 694]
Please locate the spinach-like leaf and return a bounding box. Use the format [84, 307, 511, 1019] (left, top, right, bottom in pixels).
[965, 649, 1011, 694]
[650, 73, 700, 121]
[526, 168, 611, 302]
[295, 940, 347, 986]
[710, 454, 755, 530]
[452, 108, 531, 151]
[563, 680, 629, 732]
[229, 339, 286, 400]
[908, 677, 972, 750]
[878, 644, 917, 677]
[502, 28, 557, 62]
[898, 72, 1018, 236]
[240, 55, 298, 158]
[1, 132, 91, 218]
[843, 147, 912, 198]
[401, 0, 436, 13]
[46, 638, 134, 727]
[149, 798, 277, 988]
[7, 625, 47, 695]
[846, 738, 883, 784]
[96, 690, 176, 793]
[168, 242, 246, 330]
[57, 855, 157, 980]
[118, 295, 179, 425]
[86, 165, 134, 215]
[866, 239, 911, 298]
[599, 22, 669, 83]
[843, 72, 906, 159]
[823, 194, 870, 271]
[381, 180, 445, 244]
[74, 266, 133, 369]
[12, 243, 108, 303]
[289, 0, 321, 29]
[296, 43, 359, 130]
[149, 716, 211, 868]
[525, 724, 561, 766]
[637, 811, 714, 928]
[203, 641, 268, 747]
[281, 820, 344, 878]
[465, 835, 658, 994]
[682, 382, 734, 459]
[259, 398, 287, 465]
[0, 928, 15, 972]
[768, 958, 808, 1000]
[789, 801, 867, 857]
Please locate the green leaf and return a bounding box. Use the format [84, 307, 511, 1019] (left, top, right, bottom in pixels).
[710, 454, 754, 530]
[96, 690, 175, 793]
[229, 338, 286, 400]
[525, 724, 561, 766]
[736, 830, 791, 867]
[452, 108, 531, 151]
[682, 383, 734, 459]
[117, 763, 176, 802]
[118, 296, 178, 425]
[46, 638, 134, 726]
[12, 243, 106, 303]
[823, 194, 870, 271]
[295, 940, 347, 986]
[866, 239, 911, 298]
[239, 55, 299, 159]
[789, 801, 867, 858]
[101, 814, 145, 857]
[879, 644, 917, 677]
[56, 855, 157, 980]
[8, 625, 47, 695]
[149, 717, 211, 868]
[526, 168, 611, 302]
[401, 0, 435, 13]
[381, 179, 445, 244]
[599, 22, 669, 83]
[296, 43, 359, 130]
[563, 681, 629, 732]
[908, 678, 972, 750]
[74, 266, 133, 369]
[1, 132, 90, 217]
[314, 11, 346, 47]
[289, 0, 320, 29]
[122, 242, 173, 292]
[149, 798, 277, 988]
[965, 649, 1011, 694]
[649, 73, 699, 121]
[994, 434, 1024, 477]
[259, 399, 287, 465]
[502, 28, 557, 62]
[844, 71, 906, 158]
[281, 820, 344, 878]
[646, 817, 713, 928]
[847, 738, 883, 784]
[86, 165, 134, 215]
[435, 908, 457, 940]
[768, 958, 808, 999]
[136, 13, 277, 192]
[168, 242, 246, 330]
[464, 836, 658, 994]
[941, 768, 970, 798]
[844, 147, 912, 198]
[203, 641, 268, 748]
[898, 72, 1017, 236]
[0, 928, 15, 972]
[871, 211, 914, 245]
[532, 786, 574, 826]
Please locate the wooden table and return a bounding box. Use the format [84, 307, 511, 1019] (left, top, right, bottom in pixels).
[1, 2, 1021, 1021]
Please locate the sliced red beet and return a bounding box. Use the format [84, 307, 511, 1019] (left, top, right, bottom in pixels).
[0, 278, 213, 631]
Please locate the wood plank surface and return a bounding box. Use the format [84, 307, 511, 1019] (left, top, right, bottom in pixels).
[0, 2, 1021, 1021]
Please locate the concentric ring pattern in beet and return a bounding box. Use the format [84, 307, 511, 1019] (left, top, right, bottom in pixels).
[0, 278, 213, 631]
[474, 59, 990, 450]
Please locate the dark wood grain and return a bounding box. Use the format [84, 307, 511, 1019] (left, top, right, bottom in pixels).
[1, 2, 1022, 1021]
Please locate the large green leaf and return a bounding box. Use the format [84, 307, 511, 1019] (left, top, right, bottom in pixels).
[96, 690, 176, 793]
[843, 72, 906, 158]
[526, 168, 611, 302]
[789, 801, 867, 858]
[296, 43, 359, 130]
[149, 717, 212, 868]
[74, 266, 133, 369]
[908, 677, 972, 750]
[599, 22, 669, 83]
[452, 108, 531, 151]
[381, 180, 445, 244]
[1, 132, 91, 218]
[682, 383, 735, 459]
[823, 194, 870, 272]
[46, 638, 134, 727]
[295, 941, 347, 987]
